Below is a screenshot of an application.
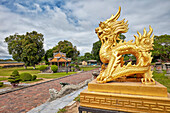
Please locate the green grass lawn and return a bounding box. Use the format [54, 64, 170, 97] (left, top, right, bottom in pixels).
[0, 77, 8, 81]
[0, 66, 40, 76]
[0, 65, 98, 82]
[153, 70, 170, 93]
[36, 72, 77, 79]
[80, 67, 98, 71]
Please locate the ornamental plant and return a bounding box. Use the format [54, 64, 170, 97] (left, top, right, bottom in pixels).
[62, 64, 65, 67]
[32, 75, 37, 81]
[20, 73, 32, 81]
[39, 65, 48, 71]
[75, 65, 80, 71]
[51, 65, 58, 73]
[8, 70, 21, 87]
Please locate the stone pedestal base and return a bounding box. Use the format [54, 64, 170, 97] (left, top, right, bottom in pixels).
[88, 80, 167, 97]
[80, 80, 170, 113]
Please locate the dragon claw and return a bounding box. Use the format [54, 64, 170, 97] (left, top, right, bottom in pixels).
[141, 78, 155, 85]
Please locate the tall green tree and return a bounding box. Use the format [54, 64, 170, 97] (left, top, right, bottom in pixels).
[45, 40, 80, 62]
[21, 31, 45, 69]
[91, 40, 102, 62]
[77, 56, 85, 62]
[84, 52, 93, 61]
[5, 33, 24, 62]
[152, 34, 170, 62]
[5, 31, 45, 69]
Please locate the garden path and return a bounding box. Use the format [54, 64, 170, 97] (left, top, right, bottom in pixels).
[0, 69, 97, 113]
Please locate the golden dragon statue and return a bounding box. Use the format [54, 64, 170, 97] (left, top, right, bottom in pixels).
[95, 7, 155, 85]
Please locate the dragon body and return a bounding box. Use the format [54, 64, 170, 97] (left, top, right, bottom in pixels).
[95, 7, 155, 84]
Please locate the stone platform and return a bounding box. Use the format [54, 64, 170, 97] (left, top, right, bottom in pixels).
[88, 80, 167, 97]
[80, 80, 170, 113]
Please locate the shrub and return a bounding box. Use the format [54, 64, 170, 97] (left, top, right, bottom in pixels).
[62, 63, 65, 67]
[20, 73, 32, 81]
[75, 65, 80, 71]
[8, 70, 21, 87]
[32, 75, 37, 81]
[0, 82, 3, 87]
[51, 65, 58, 73]
[75, 65, 79, 68]
[73, 68, 75, 72]
[70, 64, 74, 67]
[45, 61, 50, 65]
[12, 70, 19, 75]
[39, 65, 48, 71]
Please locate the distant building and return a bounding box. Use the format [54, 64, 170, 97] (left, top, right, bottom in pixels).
[49, 52, 71, 67]
[87, 60, 97, 66]
[82, 61, 87, 66]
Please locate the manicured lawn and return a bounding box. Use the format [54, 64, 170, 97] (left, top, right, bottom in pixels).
[36, 72, 77, 79]
[0, 77, 8, 81]
[0, 66, 40, 76]
[153, 70, 170, 93]
[0, 65, 98, 82]
[80, 67, 98, 71]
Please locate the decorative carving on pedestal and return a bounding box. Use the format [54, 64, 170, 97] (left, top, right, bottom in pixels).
[80, 92, 170, 113]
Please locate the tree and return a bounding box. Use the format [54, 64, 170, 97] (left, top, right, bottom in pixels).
[45, 40, 80, 62]
[77, 56, 85, 62]
[152, 34, 170, 62]
[5, 33, 24, 62]
[91, 40, 102, 62]
[5, 31, 45, 69]
[84, 52, 93, 61]
[92, 34, 126, 62]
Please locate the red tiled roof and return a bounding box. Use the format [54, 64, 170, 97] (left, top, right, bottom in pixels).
[49, 58, 58, 62]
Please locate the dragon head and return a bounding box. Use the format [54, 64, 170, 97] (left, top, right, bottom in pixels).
[95, 7, 129, 45]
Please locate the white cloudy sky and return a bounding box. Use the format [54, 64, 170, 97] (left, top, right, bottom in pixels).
[0, 0, 170, 59]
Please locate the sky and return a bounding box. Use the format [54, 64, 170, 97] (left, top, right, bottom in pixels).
[0, 0, 170, 59]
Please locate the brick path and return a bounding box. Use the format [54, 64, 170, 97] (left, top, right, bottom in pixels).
[0, 69, 97, 113]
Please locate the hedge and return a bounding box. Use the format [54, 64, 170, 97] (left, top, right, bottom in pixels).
[20, 73, 32, 81]
[51, 65, 58, 73]
[32, 75, 37, 81]
[39, 65, 48, 71]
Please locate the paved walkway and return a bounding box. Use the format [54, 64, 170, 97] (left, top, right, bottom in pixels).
[28, 86, 87, 113]
[0, 69, 97, 113]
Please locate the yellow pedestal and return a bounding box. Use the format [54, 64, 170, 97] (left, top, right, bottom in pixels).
[80, 80, 170, 113]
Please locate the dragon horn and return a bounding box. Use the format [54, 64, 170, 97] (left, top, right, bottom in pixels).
[106, 6, 121, 23]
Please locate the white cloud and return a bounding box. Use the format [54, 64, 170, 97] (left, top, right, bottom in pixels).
[0, 0, 170, 59]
